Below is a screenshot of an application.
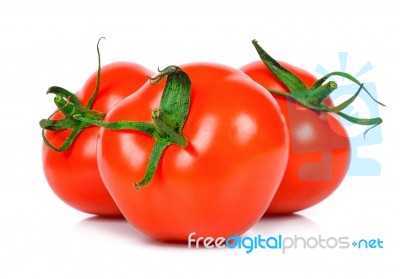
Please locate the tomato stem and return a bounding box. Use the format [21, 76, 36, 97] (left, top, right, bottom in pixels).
[126, 66, 191, 187]
[40, 39, 192, 187]
[252, 40, 307, 92]
[78, 66, 191, 187]
[72, 115, 157, 136]
[152, 109, 188, 147]
[40, 94, 106, 151]
[86, 37, 105, 109]
[40, 38, 107, 151]
[134, 139, 170, 189]
[47, 66, 191, 187]
[251, 39, 384, 135]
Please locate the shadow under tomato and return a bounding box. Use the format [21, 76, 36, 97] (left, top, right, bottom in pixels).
[75, 215, 145, 241]
[144, 238, 192, 249]
[75, 213, 318, 248]
[74, 215, 191, 249]
[250, 213, 319, 235]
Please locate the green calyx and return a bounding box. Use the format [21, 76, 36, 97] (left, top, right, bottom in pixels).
[41, 63, 191, 188]
[251, 39, 384, 136]
[75, 66, 191, 189]
[39, 86, 106, 152]
[40, 37, 106, 152]
[40, 38, 191, 189]
[131, 66, 192, 188]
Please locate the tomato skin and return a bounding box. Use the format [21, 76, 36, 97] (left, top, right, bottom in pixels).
[97, 63, 289, 240]
[42, 62, 153, 216]
[240, 61, 351, 214]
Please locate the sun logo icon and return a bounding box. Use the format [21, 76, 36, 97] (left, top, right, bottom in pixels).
[315, 53, 382, 176]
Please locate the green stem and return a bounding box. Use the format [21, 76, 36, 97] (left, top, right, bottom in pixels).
[252, 40, 307, 92]
[73, 115, 156, 137]
[251, 39, 384, 133]
[134, 139, 170, 189]
[133, 66, 191, 186]
[42, 126, 83, 152]
[40, 39, 192, 188]
[47, 86, 82, 106]
[67, 66, 192, 188]
[305, 81, 337, 106]
[337, 111, 382, 126]
[53, 95, 106, 119]
[325, 83, 364, 113]
[152, 109, 188, 147]
[86, 37, 105, 109]
[40, 38, 107, 152]
[311, 71, 386, 107]
[40, 117, 77, 131]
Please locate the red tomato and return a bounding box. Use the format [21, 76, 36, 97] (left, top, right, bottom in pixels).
[240, 61, 351, 214]
[43, 62, 153, 216]
[97, 63, 289, 240]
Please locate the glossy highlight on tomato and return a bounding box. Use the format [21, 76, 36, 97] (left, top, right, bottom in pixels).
[42, 62, 153, 216]
[97, 63, 289, 240]
[241, 61, 351, 214]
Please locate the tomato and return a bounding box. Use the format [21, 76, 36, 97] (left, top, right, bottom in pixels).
[42, 62, 153, 216]
[97, 63, 289, 240]
[240, 60, 351, 214]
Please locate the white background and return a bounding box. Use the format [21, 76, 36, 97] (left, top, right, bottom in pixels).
[1, 0, 399, 278]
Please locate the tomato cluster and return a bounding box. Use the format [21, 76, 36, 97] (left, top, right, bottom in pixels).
[40, 39, 382, 241]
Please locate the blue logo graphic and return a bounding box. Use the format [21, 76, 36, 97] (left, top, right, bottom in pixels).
[351, 238, 383, 249]
[315, 53, 382, 176]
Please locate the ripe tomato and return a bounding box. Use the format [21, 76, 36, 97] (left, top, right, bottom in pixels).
[42, 62, 153, 216]
[97, 63, 289, 240]
[240, 61, 351, 214]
